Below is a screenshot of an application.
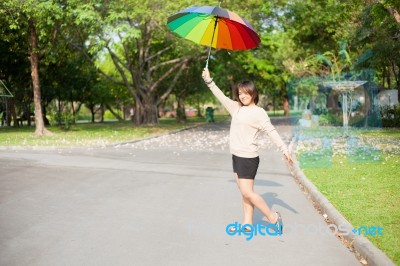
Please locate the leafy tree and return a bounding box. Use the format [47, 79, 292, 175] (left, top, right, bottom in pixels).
[40, 50, 107, 123]
[66, 0, 198, 125]
[0, 0, 67, 136]
[351, 0, 400, 97]
[278, 0, 349, 55]
[261, 0, 363, 115]
[0, 18, 31, 127]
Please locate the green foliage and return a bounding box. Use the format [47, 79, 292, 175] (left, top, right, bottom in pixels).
[351, 0, 400, 90]
[319, 113, 342, 126]
[103, 109, 122, 120]
[0, 0, 66, 61]
[380, 104, 400, 127]
[279, 0, 349, 54]
[50, 110, 75, 131]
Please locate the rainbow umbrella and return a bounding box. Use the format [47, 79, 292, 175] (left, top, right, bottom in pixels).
[167, 5, 260, 68]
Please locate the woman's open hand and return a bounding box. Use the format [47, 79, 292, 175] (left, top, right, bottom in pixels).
[283, 151, 294, 165]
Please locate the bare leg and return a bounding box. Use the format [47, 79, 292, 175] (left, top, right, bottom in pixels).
[234, 173, 254, 224]
[237, 178, 278, 223]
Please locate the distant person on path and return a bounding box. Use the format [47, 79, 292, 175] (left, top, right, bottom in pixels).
[202, 68, 293, 235]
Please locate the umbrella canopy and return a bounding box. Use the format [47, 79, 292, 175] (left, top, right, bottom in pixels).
[167, 5, 260, 67]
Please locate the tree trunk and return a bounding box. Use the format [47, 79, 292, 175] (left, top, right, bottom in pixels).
[42, 105, 50, 126]
[75, 102, 82, 114]
[196, 98, 203, 117]
[28, 19, 52, 136]
[106, 104, 124, 121]
[363, 86, 371, 127]
[100, 105, 104, 123]
[134, 89, 158, 125]
[134, 101, 142, 124]
[386, 66, 391, 89]
[176, 96, 186, 123]
[90, 106, 95, 123]
[282, 83, 290, 117]
[27, 104, 32, 127]
[10, 99, 18, 127]
[395, 63, 400, 100]
[143, 101, 158, 124]
[71, 101, 76, 117]
[327, 91, 340, 114]
[227, 75, 236, 100]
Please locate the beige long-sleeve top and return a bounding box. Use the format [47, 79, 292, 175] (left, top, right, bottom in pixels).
[207, 81, 288, 158]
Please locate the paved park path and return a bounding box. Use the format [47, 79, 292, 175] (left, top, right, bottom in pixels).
[0, 121, 361, 265]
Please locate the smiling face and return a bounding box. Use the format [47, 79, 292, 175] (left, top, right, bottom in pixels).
[238, 89, 254, 106]
[235, 81, 259, 106]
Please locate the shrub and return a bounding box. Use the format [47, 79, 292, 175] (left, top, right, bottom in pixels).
[380, 104, 400, 127]
[319, 113, 342, 126]
[50, 111, 75, 130]
[351, 112, 382, 127]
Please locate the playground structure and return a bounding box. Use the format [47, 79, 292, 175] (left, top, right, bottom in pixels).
[0, 80, 14, 126]
[322, 80, 367, 133]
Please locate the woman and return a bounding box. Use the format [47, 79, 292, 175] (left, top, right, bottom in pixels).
[202, 68, 293, 235]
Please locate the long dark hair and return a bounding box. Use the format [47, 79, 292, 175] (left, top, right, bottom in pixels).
[234, 80, 259, 106]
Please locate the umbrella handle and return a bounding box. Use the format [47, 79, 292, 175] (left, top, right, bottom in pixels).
[205, 46, 212, 69]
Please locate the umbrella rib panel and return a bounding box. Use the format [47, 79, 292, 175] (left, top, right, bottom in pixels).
[168, 13, 209, 37]
[224, 20, 246, 50]
[234, 21, 258, 49]
[185, 18, 213, 43]
[200, 19, 219, 47]
[226, 10, 247, 25]
[216, 19, 232, 49]
[191, 6, 216, 15]
[211, 7, 229, 18]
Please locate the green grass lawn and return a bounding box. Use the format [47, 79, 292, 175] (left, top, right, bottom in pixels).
[267, 110, 303, 117]
[296, 126, 400, 264]
[358, 127, 400, 138]
[0, 115, 228, 147]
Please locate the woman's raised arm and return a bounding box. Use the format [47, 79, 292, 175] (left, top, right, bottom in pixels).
[202, 68, 239, 115]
